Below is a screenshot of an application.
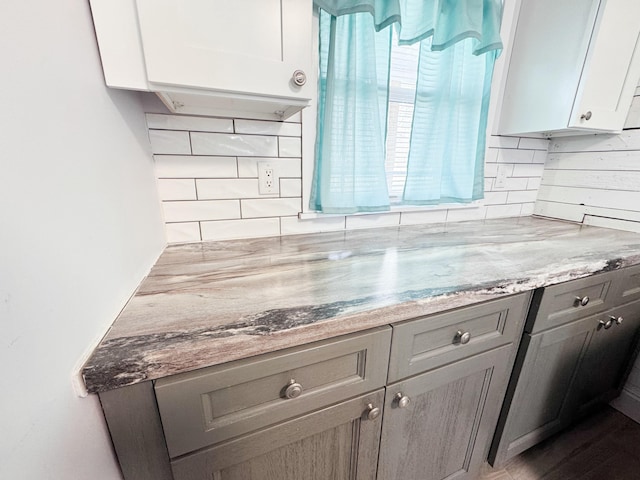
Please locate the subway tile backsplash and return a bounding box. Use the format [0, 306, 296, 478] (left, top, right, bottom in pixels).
[190, 132, 278, 156]
[148, 113, 549, 244]
[162, 199, 240, 223]
[157, 178, 197, 201]
[147, 113, 233, 133]
[155, 155, 237, 178]
[201, 217, 281, 242]
[235, 119, 301, 136]
[149, 130, 191, 155]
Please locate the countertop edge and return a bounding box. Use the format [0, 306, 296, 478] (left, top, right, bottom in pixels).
[82, 254, 640, 394]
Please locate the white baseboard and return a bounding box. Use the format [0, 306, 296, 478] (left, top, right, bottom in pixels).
[611, 389, 640, 424]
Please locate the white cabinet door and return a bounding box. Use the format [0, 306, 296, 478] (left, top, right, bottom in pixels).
[135, 0, 312, 101]
[569, 0, 640, 131]
[498, 0, 640, 136]
[498, 0, 599, 136]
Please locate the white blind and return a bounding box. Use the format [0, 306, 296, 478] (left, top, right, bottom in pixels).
[385, 34, 420, 201]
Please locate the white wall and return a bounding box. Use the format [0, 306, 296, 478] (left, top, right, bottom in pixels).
[534, 86, 640, 231]
[0, 1, 165, 479]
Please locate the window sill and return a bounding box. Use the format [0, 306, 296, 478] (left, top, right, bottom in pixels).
[298, 202, 482, 220]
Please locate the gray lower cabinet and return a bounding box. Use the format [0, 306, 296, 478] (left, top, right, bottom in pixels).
[99, 293, 531, 480]
[171, 390, 385, 480]
[488, 316, 596, 464]
[489, 273, 640, 467]
[98, 269, 640, 480]
[573, 299, 640, 413]
[378, 345, 514, 480]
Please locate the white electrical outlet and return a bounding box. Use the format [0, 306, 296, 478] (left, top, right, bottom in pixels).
[494, 164, 509, 189]
[258, 162, 278, 194]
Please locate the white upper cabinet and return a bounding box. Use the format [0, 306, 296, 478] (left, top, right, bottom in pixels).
[89, 0, 313, 120]
[498, 0, 640, 137]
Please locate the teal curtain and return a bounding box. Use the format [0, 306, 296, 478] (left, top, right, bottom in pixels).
[311, 0, 503, 213]
[402, 38, 498, 204]
[310, 11, 393, 213]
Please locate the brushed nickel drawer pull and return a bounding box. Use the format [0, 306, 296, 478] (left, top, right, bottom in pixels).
[292, 70, 307, 86]
[455, 330, 471, 345]
[574, 296, 590, 307]
[284, 379, 303, 399]
[609, 315, 624, 325]
[599, 319, 613, 330]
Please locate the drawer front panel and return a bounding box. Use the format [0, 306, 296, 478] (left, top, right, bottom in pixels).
[203, 352, 362, 420]
[615, 264, 640, 305]
[527, 270, 620, 333]
[387, 293, 530, 383]
[155, 327, 391, 457]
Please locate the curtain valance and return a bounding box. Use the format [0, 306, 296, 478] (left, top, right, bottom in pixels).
[313, 0, 503, 54]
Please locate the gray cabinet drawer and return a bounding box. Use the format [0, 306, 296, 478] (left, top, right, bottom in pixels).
[527, 270, 620, 333]
[387, 293, 530, 383]
[615, 264, 640, 305]
[155, 327, 391, 457]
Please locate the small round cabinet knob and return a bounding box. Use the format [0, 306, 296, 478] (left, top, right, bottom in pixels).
[292, 70, 307, 86]
[364, 403, 381, 421]
[610, 315, 624, 325]
[581, 111, 593, 121]
[455, 330, 472, 345]
[575, 296, 590, 307]
[284, 379, 303, 399]
[395, 392, 411, 408]
[599, 319, 614, 330]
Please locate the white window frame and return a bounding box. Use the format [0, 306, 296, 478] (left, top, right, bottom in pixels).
[300, 0, 522, 218]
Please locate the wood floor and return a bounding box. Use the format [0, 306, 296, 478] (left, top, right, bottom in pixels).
[479, 407, 640, 480]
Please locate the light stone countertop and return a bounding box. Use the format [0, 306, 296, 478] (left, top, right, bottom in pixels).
[82, 216, 640, 393]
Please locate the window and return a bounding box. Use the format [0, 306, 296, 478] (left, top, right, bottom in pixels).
[307, 2, 503, 215]
[386, 32, 420, 202]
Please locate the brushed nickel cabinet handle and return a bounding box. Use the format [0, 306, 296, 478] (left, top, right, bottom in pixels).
[284, 379, 303, 399]
[394, 392, 411, 408]
[599, 319, 613, 330]
[455, 330, 471, 345]
[609, 315, 624, 325]
[292, 70, 306, 86]
[574, 296, 590, 307]
[365, 403, 381, 421]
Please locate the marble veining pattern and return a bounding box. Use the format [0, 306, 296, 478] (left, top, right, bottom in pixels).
[82, 217, 640, 393]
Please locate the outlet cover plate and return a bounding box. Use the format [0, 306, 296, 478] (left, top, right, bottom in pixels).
[258, 162, 278, 194]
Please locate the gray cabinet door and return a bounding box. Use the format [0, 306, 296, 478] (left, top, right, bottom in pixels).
[489, 315, 596, 466]
[377, 345, 513, 480]
[574, 300, 640, 412]
[170, 390, 384, 480]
